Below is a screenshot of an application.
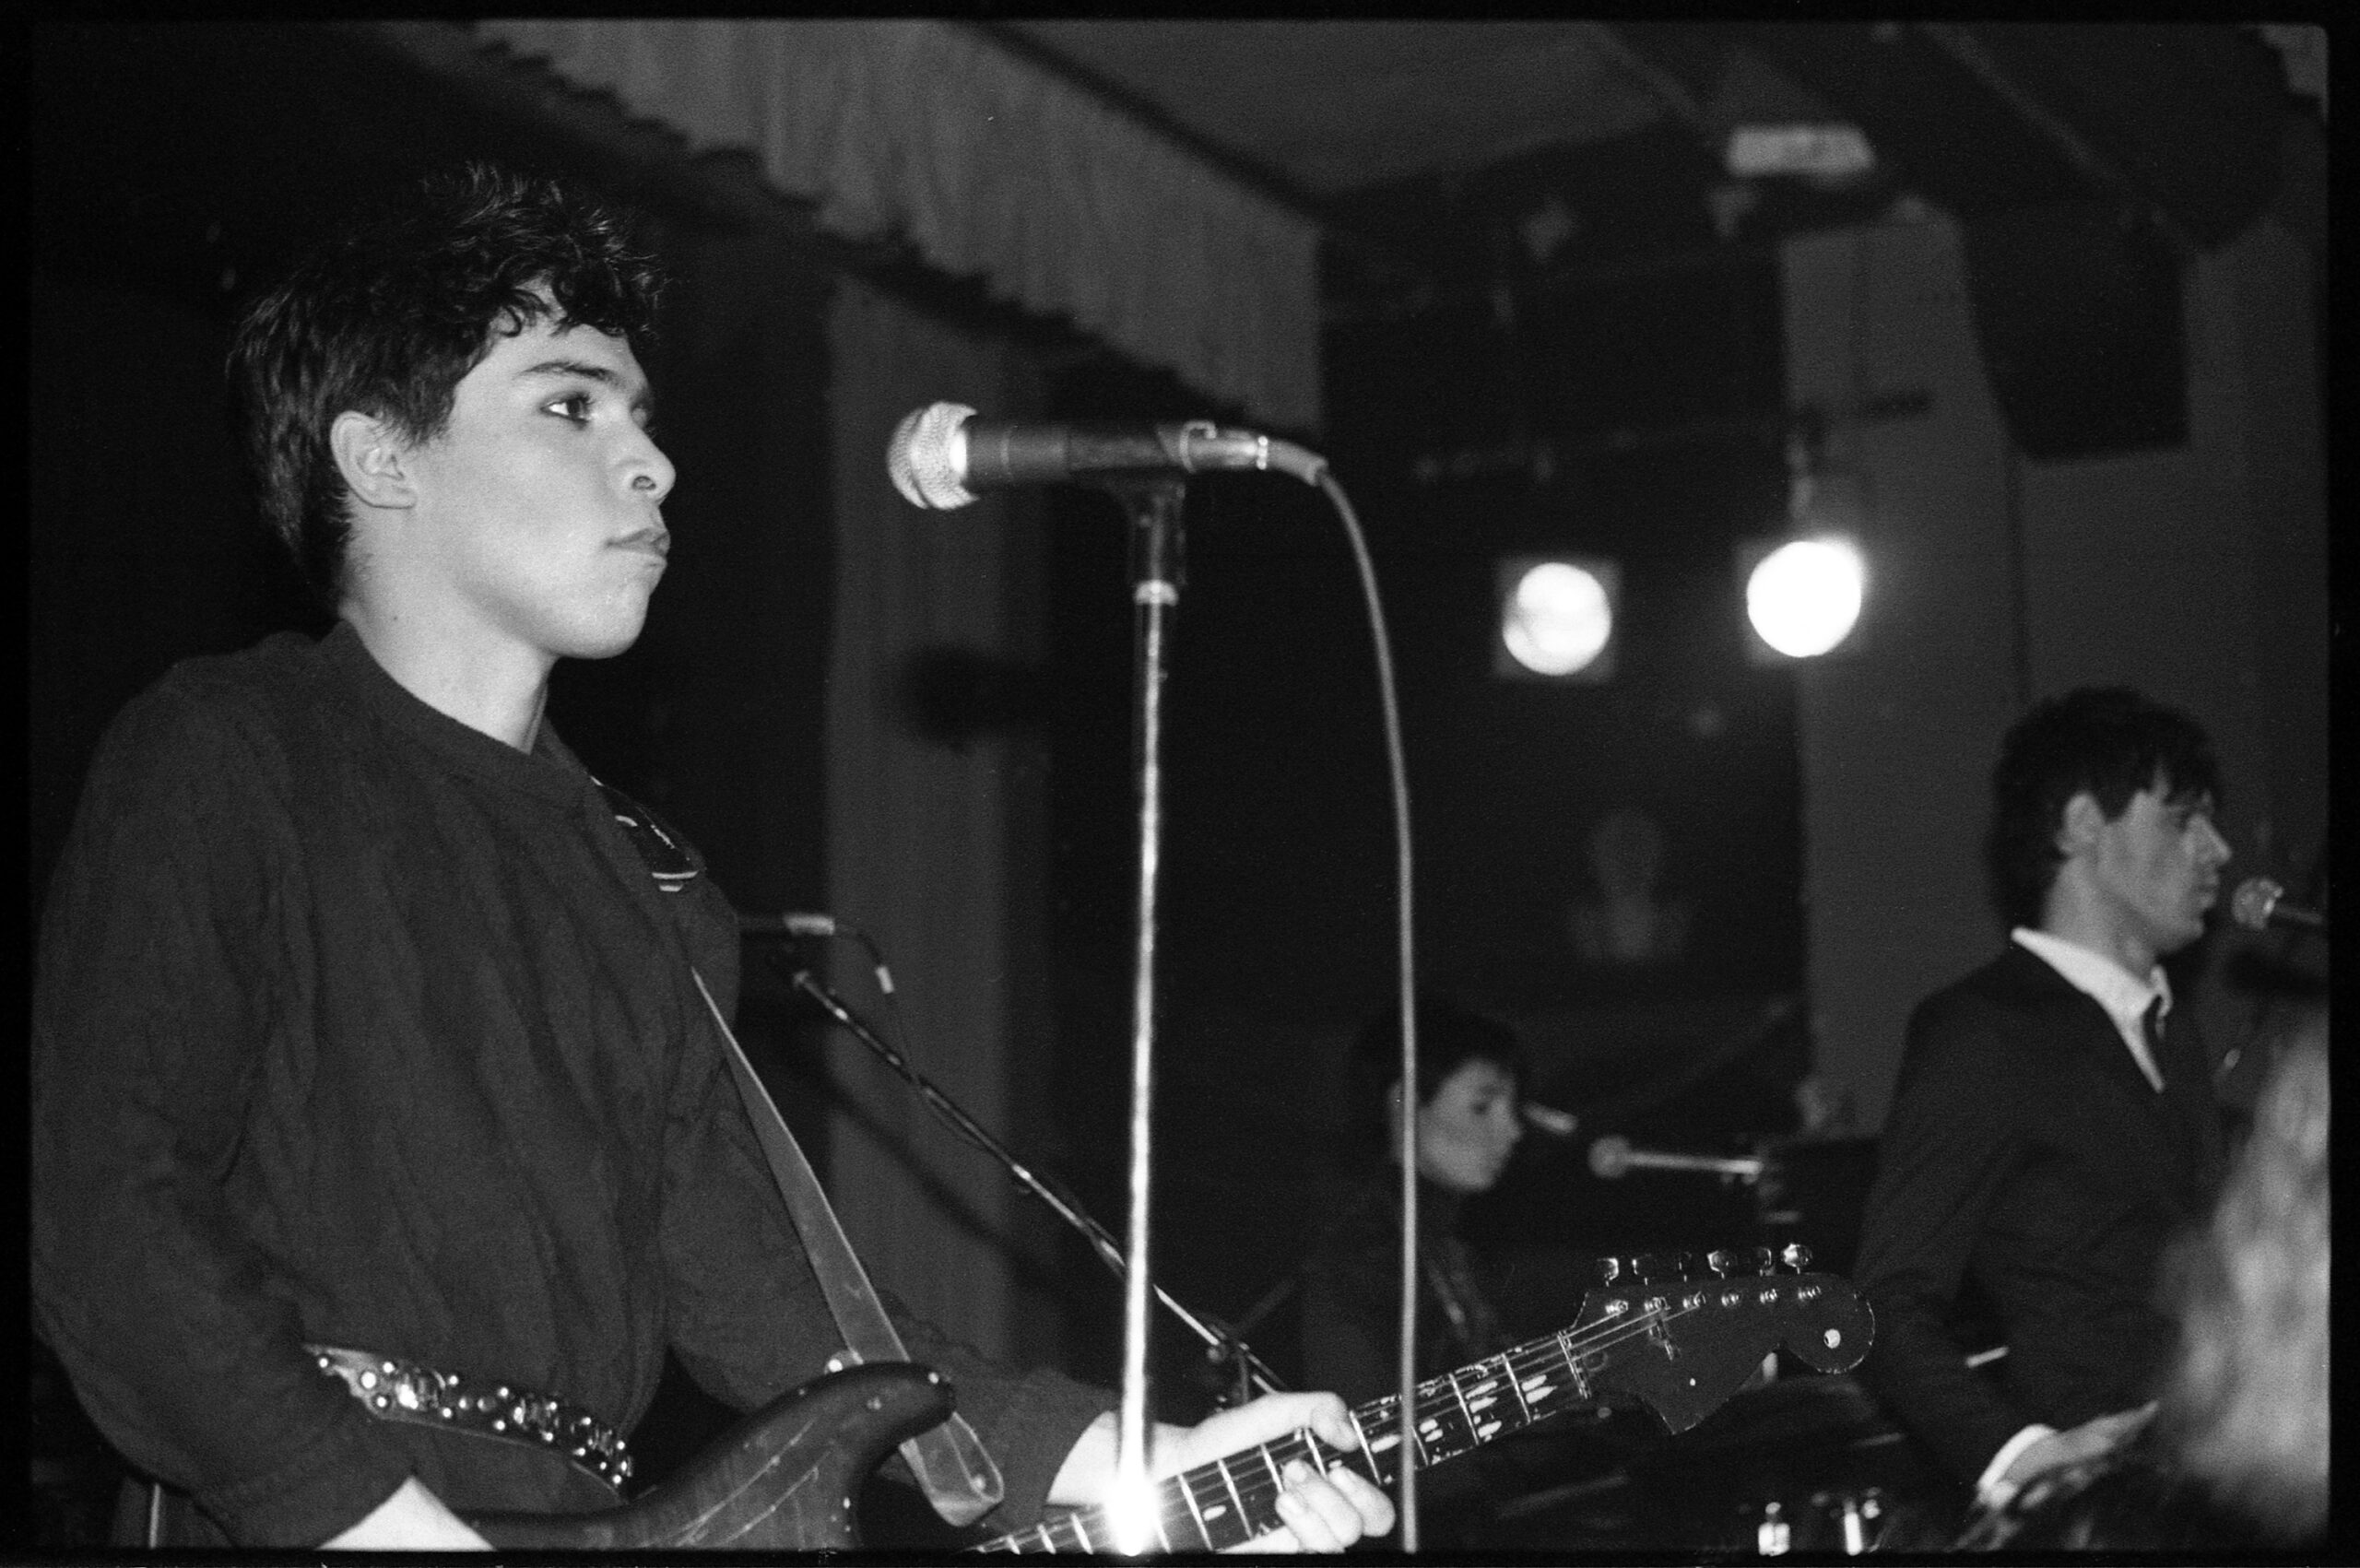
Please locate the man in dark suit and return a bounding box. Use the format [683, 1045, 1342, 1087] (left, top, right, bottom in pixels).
[1853, 688, 2232, 1515]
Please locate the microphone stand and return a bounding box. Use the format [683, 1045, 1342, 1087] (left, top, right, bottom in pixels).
[1108, 477, 1186, 1537]
[771, 950, 1286, 1400]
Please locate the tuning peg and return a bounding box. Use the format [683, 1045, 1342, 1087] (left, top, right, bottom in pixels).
[1777, 1243, 1812, 1273]
[1592, 1255, 1638, 1287]
[1704, 1248, 1752, 1279]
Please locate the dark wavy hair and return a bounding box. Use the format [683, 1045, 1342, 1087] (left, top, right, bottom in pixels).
[1347, 993, 1527, 1150]
[226, 163, 667, 608]
[1984, 687, 2222, 929]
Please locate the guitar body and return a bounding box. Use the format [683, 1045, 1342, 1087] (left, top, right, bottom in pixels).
[467, 1362, 949, 1550]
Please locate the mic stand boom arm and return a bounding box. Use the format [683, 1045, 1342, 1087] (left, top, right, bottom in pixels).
[772, 953, 1286, 1400]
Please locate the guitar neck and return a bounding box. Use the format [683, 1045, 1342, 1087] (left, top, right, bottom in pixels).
[972, 1312, 1645, 1554]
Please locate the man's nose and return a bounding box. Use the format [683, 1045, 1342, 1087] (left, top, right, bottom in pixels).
[626, 429, 677, 503]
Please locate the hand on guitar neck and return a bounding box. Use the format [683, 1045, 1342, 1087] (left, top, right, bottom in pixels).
[1050, 1395, 1397, 1553]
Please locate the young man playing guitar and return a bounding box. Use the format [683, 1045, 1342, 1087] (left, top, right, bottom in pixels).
[30, 163, 1391, 1552]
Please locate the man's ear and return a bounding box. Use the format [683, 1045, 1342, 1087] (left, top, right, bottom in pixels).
[328, 411, 418, 511]
[2057, 790, 2106, 857]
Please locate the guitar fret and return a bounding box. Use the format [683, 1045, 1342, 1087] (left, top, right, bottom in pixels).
[1458, 1359, 1508, 1444]
[1414, 1373, 1465, 1464]
[1346, 1405, 1384, 1483]
[1216, 1452, 1250, 1531]
[1444, 1366, 1478, 1444]
[1501, 1349, 1535, 1427]
[1174, 1463, 1211, 1548]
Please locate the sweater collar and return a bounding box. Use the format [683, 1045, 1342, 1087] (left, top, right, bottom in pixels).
[317, 619, 587, 806]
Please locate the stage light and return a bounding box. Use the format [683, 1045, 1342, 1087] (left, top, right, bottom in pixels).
[1497, 556, 1618, 680]
[1743, 536, 1864, 659]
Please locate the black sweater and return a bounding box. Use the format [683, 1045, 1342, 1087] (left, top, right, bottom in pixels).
[31, 623, 1106, 1545]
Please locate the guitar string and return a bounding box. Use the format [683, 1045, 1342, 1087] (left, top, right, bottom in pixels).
[981, 1281, 1832, 1553]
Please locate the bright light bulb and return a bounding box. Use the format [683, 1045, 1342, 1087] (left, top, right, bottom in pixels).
[1503, 561, 1612, 676]
[1747, 538, 1864, 657]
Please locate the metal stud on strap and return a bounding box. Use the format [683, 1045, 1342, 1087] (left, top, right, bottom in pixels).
[307, 1344, 632, 1491]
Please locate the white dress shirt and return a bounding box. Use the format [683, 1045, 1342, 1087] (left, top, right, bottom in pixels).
[2011, 926, 2171, 1092]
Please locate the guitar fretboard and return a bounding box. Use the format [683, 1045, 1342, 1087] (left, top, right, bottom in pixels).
[974, 1302, 1680, 1553]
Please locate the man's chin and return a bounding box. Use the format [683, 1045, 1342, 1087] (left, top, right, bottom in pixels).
[556, 612, 650, 662]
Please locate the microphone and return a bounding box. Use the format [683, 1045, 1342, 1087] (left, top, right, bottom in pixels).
[1587, 1134, 1766, 1183]
[1521, 1102, 1580, 1139]
[887, 402, 1328, 511]
[2230, 878, 2326, 934]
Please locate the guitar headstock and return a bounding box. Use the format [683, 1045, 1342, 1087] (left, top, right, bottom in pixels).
[1576, 1245, 1873, 1434]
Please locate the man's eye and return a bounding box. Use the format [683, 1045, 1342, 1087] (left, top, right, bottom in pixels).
[549, 394, 593, 423]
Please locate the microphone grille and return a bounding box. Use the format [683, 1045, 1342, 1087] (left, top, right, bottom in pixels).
[2230, 877, 2283, 932]
[887, 402, 979, 511]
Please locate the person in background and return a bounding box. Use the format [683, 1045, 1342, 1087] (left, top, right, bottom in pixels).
[1292, 993, 1542, 1544]
[1301, 993, 1529, 1408]
[1852, 687, 2234, 1518]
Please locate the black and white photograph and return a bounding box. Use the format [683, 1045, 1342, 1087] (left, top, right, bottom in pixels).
[25, 20, 2330, 1556]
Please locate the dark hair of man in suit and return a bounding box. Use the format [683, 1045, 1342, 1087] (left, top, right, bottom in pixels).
[226, 163, 666, 611]
[1985, 687, 2223, 930]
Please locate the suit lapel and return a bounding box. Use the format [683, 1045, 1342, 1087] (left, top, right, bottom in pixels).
[1993, 946, 2154, 1098]
[1988, 947, 2211, 1204]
